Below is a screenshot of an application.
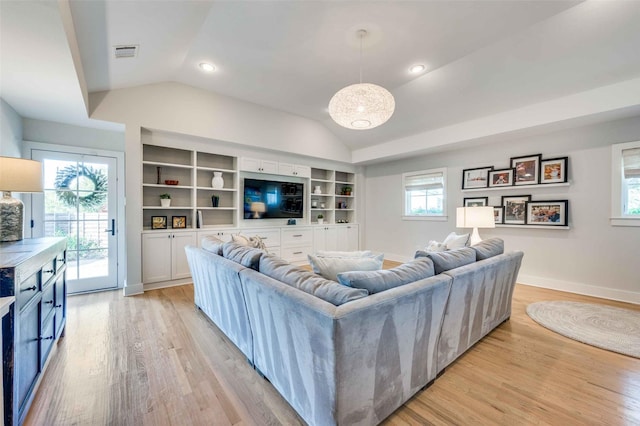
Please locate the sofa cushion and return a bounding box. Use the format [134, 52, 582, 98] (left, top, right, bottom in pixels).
[315, 250, 374, 258]
[201, 235, 224, 255]
[336, 257, 435, 294]
[307, 253, 384, 281]
[222, 242, 264, 270]
[472, 238, 504, 260]
[259, 254, 368, 305]
[415, 247, 476, 275]
[443, 232, 470, 250]
[424, 240, 447, 252]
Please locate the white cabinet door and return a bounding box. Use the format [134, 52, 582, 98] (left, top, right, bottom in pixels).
[260, 160, 278, 174]
[294, 165, 311, 178]
[142, 233, 172, 283]
[197, 229, 237, 246]
[313, 226, 338, 252]
[278, 162, 295, 176]
[172, 232, 197, 279]
[336, 225, 359, 251]
[240, 157, 261, 173]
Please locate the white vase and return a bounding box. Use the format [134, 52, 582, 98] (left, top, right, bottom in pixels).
[314, 185, 322, 194]
[212, 172, 224, 189]
[160, 199, 171, 208]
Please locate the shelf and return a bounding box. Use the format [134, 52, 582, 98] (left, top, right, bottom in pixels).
[196, 166, 237, 173]
[335, 209, 355, 211]
[196, 207, 237, 211]
[311, 193, 333, 197]
[335, 194, 354, 198]
[142, 160, 192, 169]
[143, 183, 193, 189]
[335, 180, 355, 185]
[310, 208, 329, 211]
[311, 178, 332, 183]
[495, 224, 570, 230]
[462, 182, 571, 193]
[142, 206, 193, 210]
[196, 187, 237, 192]
[142, 227, 196, 233]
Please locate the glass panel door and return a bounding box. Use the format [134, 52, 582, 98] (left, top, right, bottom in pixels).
[31, 150, 118, 293]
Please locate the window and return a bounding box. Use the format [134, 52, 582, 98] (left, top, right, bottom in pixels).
[611, 141, 640, 226]
[403, 168, 447, 220]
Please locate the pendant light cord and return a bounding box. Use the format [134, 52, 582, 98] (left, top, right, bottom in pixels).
[359, 30, 363, 84]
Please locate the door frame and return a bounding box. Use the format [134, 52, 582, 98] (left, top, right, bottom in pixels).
[23, 141, 126, 290]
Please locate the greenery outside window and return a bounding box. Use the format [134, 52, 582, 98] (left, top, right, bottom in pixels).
[403, 168, 447, 220]
[611, 141, 640, 226]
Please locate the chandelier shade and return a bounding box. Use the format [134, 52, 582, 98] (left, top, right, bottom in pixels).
[328, 83, 395, 130]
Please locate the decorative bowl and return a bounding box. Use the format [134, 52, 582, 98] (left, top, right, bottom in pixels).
[164, 180, 179, 185]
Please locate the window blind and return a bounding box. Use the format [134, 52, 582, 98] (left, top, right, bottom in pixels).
[404, 172, 443, 191]
[623, 147, 640, 178]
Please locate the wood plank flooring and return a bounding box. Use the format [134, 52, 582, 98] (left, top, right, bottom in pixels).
[25, 282, 640, 425]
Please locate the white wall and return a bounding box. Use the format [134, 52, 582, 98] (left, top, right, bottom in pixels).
[1, 98, 22, 157]
[22, 118, 124, 151]
[364, 115, 640, 303]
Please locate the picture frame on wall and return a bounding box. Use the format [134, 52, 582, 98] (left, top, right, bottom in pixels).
[172, 216, 187, 229]
[540, 157, 568, 184]
[501, 195, 531, 225]
[462, 166, 493, 189]
[525, 200, 568, 226]
[493, 206, 504, 224]
[511, 154, 541, 186]
[151, 216, 167, 230]
[463, 197, 489, 207]
[488, 168, 515, 187]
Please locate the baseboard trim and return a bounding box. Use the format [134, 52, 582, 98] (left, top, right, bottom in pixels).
[143, 278, 192, 292]
[518, 274, 640, 305]
[123, 282, 144, 296]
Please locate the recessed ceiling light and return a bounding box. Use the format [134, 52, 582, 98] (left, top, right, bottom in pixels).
[199, 62, 216, 72]
[409, 64, 426, 74]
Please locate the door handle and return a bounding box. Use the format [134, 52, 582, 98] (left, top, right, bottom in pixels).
[104, 219, 115, 236]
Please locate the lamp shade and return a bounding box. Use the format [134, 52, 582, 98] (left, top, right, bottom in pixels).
[456, 207, 495, 229]
[0, 156, 43, 192]
[328, 83, 395, 130]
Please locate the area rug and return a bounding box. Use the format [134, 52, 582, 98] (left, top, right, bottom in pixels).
[526, 301, 640, 358]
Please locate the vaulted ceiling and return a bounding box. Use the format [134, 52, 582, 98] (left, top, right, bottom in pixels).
[2, 1, 640, 161]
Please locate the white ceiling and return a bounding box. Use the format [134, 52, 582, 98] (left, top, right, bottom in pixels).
[2, 1, 640, 158]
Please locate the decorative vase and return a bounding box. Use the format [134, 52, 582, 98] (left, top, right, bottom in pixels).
[160, 199, 171, 208]
[314, 185, 322, 194]
[317, 218, 324, 225]
[212, 172, 224, 189]
[211, 195, 220, 207]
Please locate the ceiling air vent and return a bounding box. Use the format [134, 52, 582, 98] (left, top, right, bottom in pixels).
[114, 45, 138, 59]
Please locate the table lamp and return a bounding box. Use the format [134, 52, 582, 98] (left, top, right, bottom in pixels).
[456, 206, 495, 246]
[0, 156, 43, 242]
[250, 202, 266, 219]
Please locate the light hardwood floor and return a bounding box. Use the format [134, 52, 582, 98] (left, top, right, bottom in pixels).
[25, 281, 640, 425]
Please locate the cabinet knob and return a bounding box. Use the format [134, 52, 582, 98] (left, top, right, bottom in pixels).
[43, 269, 54, 274]
[44, 300, 54, 305]
[57, 258, 65, 263]
[55, 304, 62, 308]
[21, 286, 37, 292]
[293, 251, 303, 255]
[39, 336, 54, 341]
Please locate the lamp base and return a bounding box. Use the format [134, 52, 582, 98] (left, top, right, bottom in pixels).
[469, 227, 482, 246]
[0, 191, 24, 242]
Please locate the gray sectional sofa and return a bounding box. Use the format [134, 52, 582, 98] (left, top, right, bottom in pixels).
[186, 238, 523, 426]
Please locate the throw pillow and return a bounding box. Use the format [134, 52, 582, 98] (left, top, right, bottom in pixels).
[259, 254, 368, 306]
[201, 235, 224, 255]
[222, 242, 264, 270]
[232, 233, 268, 252]
[415, 247, 476, 275]
[443, 232, 470, 250]
[307, 253, 384, 281]
[472, 238, 504, 261]
[425, 240, 447, 252]
[315, 250, 374, 258]
[337, 257, 435, 294]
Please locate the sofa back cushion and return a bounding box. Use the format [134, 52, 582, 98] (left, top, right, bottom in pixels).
[472, 238, 504, 260]
[336, 257, 435, 294]
[222, 242, 264, 270]
[259, 254, 368, 306]
[307, 253, 384, 281]
[415, 247, 476, 275]
[201, 235, 225, 255]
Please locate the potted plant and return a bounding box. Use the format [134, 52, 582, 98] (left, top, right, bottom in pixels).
[317, 213, 324, 225]
[343, 186, 352, 196]
[160, 193, 171, 208]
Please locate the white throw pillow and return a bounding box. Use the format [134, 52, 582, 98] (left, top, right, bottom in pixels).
[425, 240, 447, 252]
[315, 250, 374, 258]
[307, 253, 384, 281]
[232, 233, 267, 252]
[443, 232, 470, 250]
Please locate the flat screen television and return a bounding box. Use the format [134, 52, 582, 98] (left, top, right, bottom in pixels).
[243, 178, 304, 219]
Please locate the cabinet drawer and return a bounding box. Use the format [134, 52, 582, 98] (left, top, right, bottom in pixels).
[40, 316, 56, 369]
[266, 247, 281, 258]
[55, 250, 66, 273]
[243, 229, 281, 247]
[17, 301, 40, 412]
[281, 228, 313, 246]
[41, 259, 56, 287]
[281, 245, 312, 263]
[54, 275, 66, 338]
[41, 282, 56, 325]
[17, 272, 39, 311]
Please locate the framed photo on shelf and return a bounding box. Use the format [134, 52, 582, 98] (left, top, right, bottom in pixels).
[540, 157, 568, 184]
[525, 200, 568, 226]
[151, 216, 167, 230]
[501, 195, 531, 225]
[462, 166, 493, 189]
[172, 216, 187, 229]
[463, 197, 489, 207]
[488, 168, 515, 187]
[493, 206, 504, 224]
[511, 154, 541, 186]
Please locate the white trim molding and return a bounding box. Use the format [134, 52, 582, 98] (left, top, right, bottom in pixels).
[611, 140, 640, 226]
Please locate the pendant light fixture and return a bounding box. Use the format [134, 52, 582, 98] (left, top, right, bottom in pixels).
[328, 29, 395, 130]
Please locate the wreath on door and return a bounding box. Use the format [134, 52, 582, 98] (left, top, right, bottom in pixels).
[54, 165, 107, 212]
